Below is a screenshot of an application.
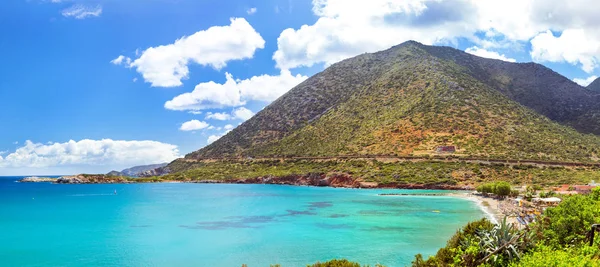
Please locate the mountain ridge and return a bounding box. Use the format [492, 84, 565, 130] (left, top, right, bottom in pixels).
[106, 163, 168, 177]
[183, 41, 600, 163]
[588, 77, 600, 92]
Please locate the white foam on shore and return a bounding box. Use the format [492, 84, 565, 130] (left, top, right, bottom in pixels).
[462, 195, 499, 225]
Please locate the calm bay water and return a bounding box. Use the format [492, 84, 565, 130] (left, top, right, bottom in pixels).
[0, 176, 485, 267]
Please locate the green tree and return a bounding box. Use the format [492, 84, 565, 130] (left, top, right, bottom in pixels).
[494, 182, 512, 198]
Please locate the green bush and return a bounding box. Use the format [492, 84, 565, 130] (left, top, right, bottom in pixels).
[494, 182, 512, 197]
[412, 218, 494, 266]
[509, 244, 600, 267]
[534, 194, 600, 247]
[308, 259, 385, 267]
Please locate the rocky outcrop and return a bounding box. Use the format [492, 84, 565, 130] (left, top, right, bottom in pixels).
[196, 173, 472, 190]
[49, 172, 471, 189]
[56, 174, 130, 184]
[18, 177, 57, 183]
[588, 77, 600, 92]
[138, 166, 171, 177]
[105, 163, 168, 177]
[106, 171, 123, 176]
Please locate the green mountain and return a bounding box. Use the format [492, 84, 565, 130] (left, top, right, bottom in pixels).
[588, 77, 600, 92]
[185, 41, 600, 162]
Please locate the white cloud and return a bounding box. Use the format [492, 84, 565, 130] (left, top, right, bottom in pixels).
[207, 135, 222, 144]
[204, 108, 255, 122]
[179, 120, 210, 131]
[237, 70, 307, 102]
[164, 70, 307, 111]
[124, 18, 265, 87]
[247, 7, 257, 14]
[0, 139, 179, 169]
[205, 112, 232, 121]
[224, 124, 234, 130]
[271, 0, 600, 73]
[61, 4, 102, 19]
[165, 73, 245, 110]
[207, 130, 232, 144]
[530, 29, 600, 73]
[111, 55, 132, 66]
[188, 111, 203, 115]
[573, 75, 599, 87]
[465, 46, 516, 62]
[272, 0, 481, 69]
[232, 107, 254, 121]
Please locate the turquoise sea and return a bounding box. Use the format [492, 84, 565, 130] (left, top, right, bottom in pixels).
[0, 176, 485, 267]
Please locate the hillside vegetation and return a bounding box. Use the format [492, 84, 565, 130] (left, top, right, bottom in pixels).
[164, 159, 600, 188]
[183, 41, 600, 163]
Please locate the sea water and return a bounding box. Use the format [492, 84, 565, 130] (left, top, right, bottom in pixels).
[0, 176, 485, 267]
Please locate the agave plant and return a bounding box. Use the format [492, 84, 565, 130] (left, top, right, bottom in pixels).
[477, 217, 533, 265]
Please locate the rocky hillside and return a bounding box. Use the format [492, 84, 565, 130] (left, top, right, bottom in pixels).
[106, 163, 168, 177]
[588, 77, 600, 92]
[183, 41, 600, 163]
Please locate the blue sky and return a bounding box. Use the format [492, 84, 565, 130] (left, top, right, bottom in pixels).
[1, 0, 599, 175]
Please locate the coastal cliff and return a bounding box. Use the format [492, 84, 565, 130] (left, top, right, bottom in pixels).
[18, 177, 57, 183]
[196, 173, 472, 190]
[56, 174, 130, 184]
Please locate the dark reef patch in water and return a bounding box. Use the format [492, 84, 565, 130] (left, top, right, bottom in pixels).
[308, 201, 333, 209]
[358, 210, 389, 216]
[327, 214, 349, 218]
[183, 215, 277, 230]
[284, 209, 317, 216]
[369, 226, 407, 232]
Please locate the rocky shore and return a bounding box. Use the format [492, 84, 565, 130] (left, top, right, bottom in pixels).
[18, 177, 57, 183]
[191, 173, 473, 190]
[17, 173, 473, 190]
[56, 174, 131, 184]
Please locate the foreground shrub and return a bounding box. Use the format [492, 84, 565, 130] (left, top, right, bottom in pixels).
[509, 244, 600, 267]
[308, 259, 385, 267]
[534, 192, 600, 247]
[412, 218, 494, 266]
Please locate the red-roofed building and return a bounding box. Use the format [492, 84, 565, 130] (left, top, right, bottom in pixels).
[435, 146, 456, 153]
[555, 184, 597, 194]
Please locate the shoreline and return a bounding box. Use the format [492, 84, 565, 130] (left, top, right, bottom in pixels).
[378, 191, 504, 224]
[447, 192, 501, 225]
[15, 176, 508, 225]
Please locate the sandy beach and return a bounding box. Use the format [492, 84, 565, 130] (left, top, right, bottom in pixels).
[448, 191, 519, 226]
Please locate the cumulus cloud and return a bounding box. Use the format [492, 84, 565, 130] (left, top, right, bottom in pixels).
[0, 139, 179, 169]
[207, 130, 232, 144]
[122, 18, 265, 87]
[232, 107, 254, 120]
[164, 70, 307, 111]
[465, 46, 516, 62]
[224, 124, 234, 130]
[61, 4, 102, 19]
[247, 7, 257, 14]
[273, 0, 480, 69]
[271, 0, 600, 73]
[179, 120, 210, 131]
[205, 112, 232, 121]
[530, 29, 600, 73]
[573, 75, 599, 87]
[111, 55, 132, 66]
